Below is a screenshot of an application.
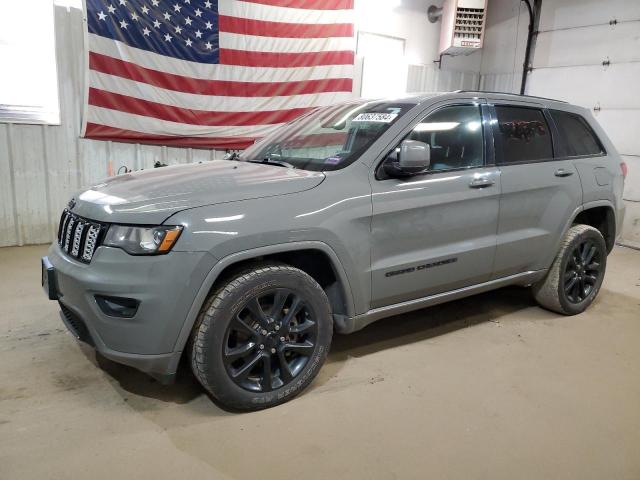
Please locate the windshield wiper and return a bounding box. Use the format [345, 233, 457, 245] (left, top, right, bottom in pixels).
[248, 158, 296, 169]
[224, 151, 241, 161]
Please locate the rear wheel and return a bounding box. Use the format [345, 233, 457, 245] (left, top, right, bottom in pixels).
[533, 224, 607, 315]
[190, 263, 332, 410]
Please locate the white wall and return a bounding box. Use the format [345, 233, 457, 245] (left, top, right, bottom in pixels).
[355, 0, 482, 95]
[356, 0, 441, 66]
[356, 0, 477, 68]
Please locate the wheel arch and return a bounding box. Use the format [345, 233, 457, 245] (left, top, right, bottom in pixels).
[543, 201, 616, 272]
[571, 201, 617, 253]
[172, 241, 356, 354]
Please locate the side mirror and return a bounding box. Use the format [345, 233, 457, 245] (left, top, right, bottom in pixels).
[383, 140, 431, 178]
[399, 139, 431, 172]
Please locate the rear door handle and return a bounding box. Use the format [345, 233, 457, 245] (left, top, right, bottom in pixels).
[469, 177, 495, 188]
[555, 168, 574, 177]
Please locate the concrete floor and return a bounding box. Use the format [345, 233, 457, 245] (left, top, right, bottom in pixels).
[1, 245, 639, 480]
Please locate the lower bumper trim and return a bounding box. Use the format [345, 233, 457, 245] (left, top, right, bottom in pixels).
[57, 302, 181, 384]
[59, 302, 95, 346]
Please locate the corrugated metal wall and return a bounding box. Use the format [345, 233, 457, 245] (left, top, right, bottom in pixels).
[478, 72, 521, 94]
[406, 65, 480, 93]
[0, 5, 227, 248]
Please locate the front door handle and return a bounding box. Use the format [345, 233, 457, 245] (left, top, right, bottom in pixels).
[555, 168, 574, 177]
[469, 177, 495, 188]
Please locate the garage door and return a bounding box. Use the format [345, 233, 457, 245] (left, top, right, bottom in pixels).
[525, 0, 640, 246]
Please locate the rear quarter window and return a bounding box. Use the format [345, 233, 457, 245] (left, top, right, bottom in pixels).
[549, 110, 605, 157]
[494, 106, 553, 164]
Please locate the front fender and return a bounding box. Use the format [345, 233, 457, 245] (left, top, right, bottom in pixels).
[170, 240, 357, 354]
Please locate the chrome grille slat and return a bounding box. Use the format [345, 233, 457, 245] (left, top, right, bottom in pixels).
[71, 223, 84, 257]
[82, 225, 100, 262]
[56, 209, 105, 264]
[63, 217, 75, 252]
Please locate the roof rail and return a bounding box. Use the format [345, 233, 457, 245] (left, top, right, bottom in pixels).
[453, 90, 568, 104]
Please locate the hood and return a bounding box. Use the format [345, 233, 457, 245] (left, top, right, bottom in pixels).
[70, 160, 325, 224]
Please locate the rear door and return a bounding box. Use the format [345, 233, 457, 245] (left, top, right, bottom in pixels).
[490, 102, 583, 278]
[369, 101, 501, 309]
[548, 109, 615, 205]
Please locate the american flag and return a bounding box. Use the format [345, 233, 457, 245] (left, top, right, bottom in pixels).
[83, 0, 355, 149]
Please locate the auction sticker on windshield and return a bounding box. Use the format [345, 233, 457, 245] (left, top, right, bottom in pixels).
[324, 156, 342, 165]
[352, 113, 398, 123]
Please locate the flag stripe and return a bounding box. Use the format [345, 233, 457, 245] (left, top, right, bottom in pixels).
[89, 52, 353, 97]
[85, 123, 257, 149]
[240, 0, 354, 10]
[89, 34, 355, 82]
[89, 87, 313, 126]
[217, 15, 353, 38]
[90, 70, 353, 111]
[218, 0, 353, 24]
[84, 0, 355, 148]
[218, 32, 354, 53]
[88, 105, 285, 137]
[219, 49, 354, 67]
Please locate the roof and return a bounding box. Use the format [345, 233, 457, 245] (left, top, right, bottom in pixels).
[399, 90, 569, 105]
[456, 90, 568, 103]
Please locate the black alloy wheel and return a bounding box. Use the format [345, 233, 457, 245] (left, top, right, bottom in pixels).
[191, 263, 332, 410]
[563, 239, 603, 304]
[223, 288, 318, 392]
[533, 224, 607, 315]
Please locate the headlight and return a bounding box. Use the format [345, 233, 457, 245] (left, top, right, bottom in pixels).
[103, 225, 183, 255]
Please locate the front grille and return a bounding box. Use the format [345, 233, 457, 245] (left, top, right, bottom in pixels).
[57, 209, 106, 263]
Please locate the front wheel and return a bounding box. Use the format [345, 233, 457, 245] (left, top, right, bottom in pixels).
[533, 224, 607, 315]
[190, 263, 333, 410]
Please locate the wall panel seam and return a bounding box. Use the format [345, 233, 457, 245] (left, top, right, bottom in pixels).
[6, 124, 22, 245]
[40, 126, 56, 240]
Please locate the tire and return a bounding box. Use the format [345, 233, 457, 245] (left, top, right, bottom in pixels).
[190, 263, 333, 411]
[533, 224, 607, 315]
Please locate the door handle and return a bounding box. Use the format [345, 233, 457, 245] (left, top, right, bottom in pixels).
[555, 168, 574, 177]
[469, 177, 495, 188]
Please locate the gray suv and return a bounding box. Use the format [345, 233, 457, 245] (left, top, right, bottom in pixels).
[42, 92, 626, 410]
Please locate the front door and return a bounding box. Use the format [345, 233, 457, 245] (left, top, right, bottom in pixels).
[370, 102, 501, 309]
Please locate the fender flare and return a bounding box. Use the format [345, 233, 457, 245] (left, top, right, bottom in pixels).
[578, 199, 617, 216]
[171, 241, 356, 355]
[552, 200, 617, 264]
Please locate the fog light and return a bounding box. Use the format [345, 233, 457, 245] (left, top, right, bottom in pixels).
[95, 295, 139, 318]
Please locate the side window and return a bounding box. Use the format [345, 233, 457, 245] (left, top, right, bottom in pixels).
[494, 106, 553, 164]
[550, 110, 604, 157]
[407, 105, 484, 171]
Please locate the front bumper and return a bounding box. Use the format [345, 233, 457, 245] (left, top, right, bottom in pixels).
[44, 243, 217, 382]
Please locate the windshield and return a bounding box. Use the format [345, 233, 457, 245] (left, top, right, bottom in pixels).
[239, 100, 416, 171]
